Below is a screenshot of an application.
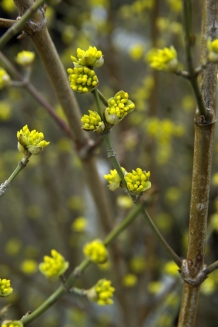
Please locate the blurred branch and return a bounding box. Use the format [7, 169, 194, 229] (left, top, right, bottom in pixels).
[0, 0, 47, 50]
[0, 52, 74, 140]
[182, 0, 207, 118]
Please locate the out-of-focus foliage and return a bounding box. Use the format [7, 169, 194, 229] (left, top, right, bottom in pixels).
[0, 1, 218, 327]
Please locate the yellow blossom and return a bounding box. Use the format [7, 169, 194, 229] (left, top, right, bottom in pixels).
[67, 66, 99, 93]
[125, 168, 151, 195]
[130, 256, 146, 273]
[0, 101, 11, 121]
[17, 125, 50, 155]
[146, 46, 179, 72]
[81, 110, 105, 133]
[71, 217, 87, 232]
[1, 0, 15, 13]
[122, 274, 138, 287]
[83, 239, 108, 264]
[104, 91, 135, 125]
[0, 279, 13, 297]
[1, 321, 23, 327]
[20, 259, 38, 275]
[39, 249, 69, 278]
[86, 279, 115, 305]
[147, 281, 163, 294]
[129, 44, 144, 61]
[207, 38, 218, 63]
[164, 261, 179, 276]
[70, 46, 104, 68]
[104, 167, 126, 191]
[116, 195, 133, 209]
[0, 68, 11, 89]
[15, 51, 35, 66]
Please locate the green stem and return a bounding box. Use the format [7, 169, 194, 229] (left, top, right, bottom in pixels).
[103, 133, 128, 191]
[104, 203, 143, 246]
[182, 0, 207, 118]
[141, 209, 181, 267]
[0, 0, 47, 51]
[97, 89, 108, 107]
[92, 88, 104, 119]
[0, 154, 31, 197]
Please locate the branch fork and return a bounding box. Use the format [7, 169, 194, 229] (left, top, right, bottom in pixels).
[180, 259, 207, 287]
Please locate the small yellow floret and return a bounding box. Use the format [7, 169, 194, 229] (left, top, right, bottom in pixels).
[83, 239, 108, 264]
[164, 261, 179, 276]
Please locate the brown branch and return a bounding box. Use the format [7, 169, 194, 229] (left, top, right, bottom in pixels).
[178, 1, 218, 326]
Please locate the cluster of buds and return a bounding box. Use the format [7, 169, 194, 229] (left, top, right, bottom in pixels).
[80, 92, 135, 134]
[70, 46, 104, 68]
[83, 239, 108, 264]
[104, 167, 127, 191]
[39, 249, 69, 279]
[146, 46, 179, 72]
[125, 168, 151, 195]
[67, 66, 98, 93]
[104, 167, 151, 195]
[104, 91, 135, 125]
[17, 125, 50, 155]
[86, 279, 115, 306]
[0, 279, 13, 297]
[81, 110, 105, 133]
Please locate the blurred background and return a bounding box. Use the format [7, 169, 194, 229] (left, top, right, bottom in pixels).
[0, 0, 218, 326]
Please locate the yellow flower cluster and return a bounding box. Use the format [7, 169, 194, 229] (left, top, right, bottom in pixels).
[83, 239, 108, 264]
[87, 279, 115, 305]
[104, 91, 135, 125]
[17, 125, 50, 155]
[125, 168, 151, 195]
[81, 110, 105, 133]
[146, 46, 178, 72]
[0, 279, 13, 297]
[1, 321, 23, 327]
[39, 249, 69, 278]
[0, 68, 11, 89]
[104, 167, 126, 191]
[15, 51, 35, 67]
[68, 66, 98, 93]
[207, 38, 218, 63]
[70, 46, 104, 68]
